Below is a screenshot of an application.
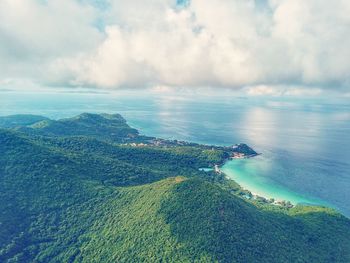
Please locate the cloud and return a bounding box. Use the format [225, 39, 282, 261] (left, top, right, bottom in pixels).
[244, 85, 323, 97]
[0, 0, 350, 94]
[0, 0, 102, 84]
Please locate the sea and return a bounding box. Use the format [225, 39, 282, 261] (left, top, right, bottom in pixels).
[1, 89, 349, 216]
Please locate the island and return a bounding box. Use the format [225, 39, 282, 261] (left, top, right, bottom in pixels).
[0, 113, 349, 263]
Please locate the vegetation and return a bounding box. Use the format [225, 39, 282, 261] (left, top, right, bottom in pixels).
[0, 113, 349, 262]
[15, 113, 140, 143]
[0, 114, 48, 128]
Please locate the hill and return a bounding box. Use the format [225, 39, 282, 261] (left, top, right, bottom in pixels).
[0, 114, 349, 262]
[0, 114, 49, 128]
[12, 113, 141, 143]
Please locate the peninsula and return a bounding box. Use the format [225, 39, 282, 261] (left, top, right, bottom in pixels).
[0, 113, 349, 263]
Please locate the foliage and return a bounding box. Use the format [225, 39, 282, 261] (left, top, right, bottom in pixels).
[0, 114, 349, 262]
[12, 113, 140, 143]
[0, 115, 48, 128]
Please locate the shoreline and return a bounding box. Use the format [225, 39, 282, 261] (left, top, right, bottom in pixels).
[214, 154, 287, 206]
[217, 155, 321, 208]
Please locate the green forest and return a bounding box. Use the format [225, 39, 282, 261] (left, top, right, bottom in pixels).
[0, 113, 349, 262]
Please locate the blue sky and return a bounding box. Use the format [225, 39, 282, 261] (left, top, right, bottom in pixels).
[0, 0, 349, 97]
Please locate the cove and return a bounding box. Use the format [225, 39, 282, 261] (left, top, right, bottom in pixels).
[221, 157, 328, 206]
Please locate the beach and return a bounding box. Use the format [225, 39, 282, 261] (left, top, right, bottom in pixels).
[221, 157, 329, 206]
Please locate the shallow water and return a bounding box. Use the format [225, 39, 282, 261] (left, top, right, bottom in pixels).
[221, 158, 329, 206]
[1, 90, 349, 216]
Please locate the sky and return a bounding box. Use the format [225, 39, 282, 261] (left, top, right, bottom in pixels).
[0, 0, 350, 97]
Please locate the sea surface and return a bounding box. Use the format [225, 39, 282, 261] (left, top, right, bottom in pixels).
[1, 90, 350, 216]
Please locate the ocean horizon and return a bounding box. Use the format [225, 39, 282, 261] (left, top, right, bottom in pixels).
[1, 90, 349, 217]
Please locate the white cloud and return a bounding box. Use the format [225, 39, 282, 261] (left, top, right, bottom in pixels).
[0, 0, 102, 84]
[244, 85, 323, 97]
[0, 0, 350, 94]
[271, 0, 350, 84]
[0, 0, 101, 55]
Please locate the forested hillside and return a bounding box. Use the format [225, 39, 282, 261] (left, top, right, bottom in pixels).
[0, 114, 349, 262]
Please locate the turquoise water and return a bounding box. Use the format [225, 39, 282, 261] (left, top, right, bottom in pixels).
[1, 90, 349, 216]
[199, 168, 214, 172]
[222, 158, 329, 206]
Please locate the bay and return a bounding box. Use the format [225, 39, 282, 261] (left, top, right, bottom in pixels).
[1, 90, 349, 216]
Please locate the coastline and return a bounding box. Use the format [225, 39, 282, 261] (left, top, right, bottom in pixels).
[218, 155, 326, 208]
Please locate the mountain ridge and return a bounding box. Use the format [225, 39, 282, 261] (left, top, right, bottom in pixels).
[0, 113, 349, 262]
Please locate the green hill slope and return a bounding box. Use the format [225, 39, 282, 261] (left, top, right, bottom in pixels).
[0, 115, 49, 128]
[0, 114, 349, 262]
[161, 179, 350, 262]
[2, 113, 140, 142]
